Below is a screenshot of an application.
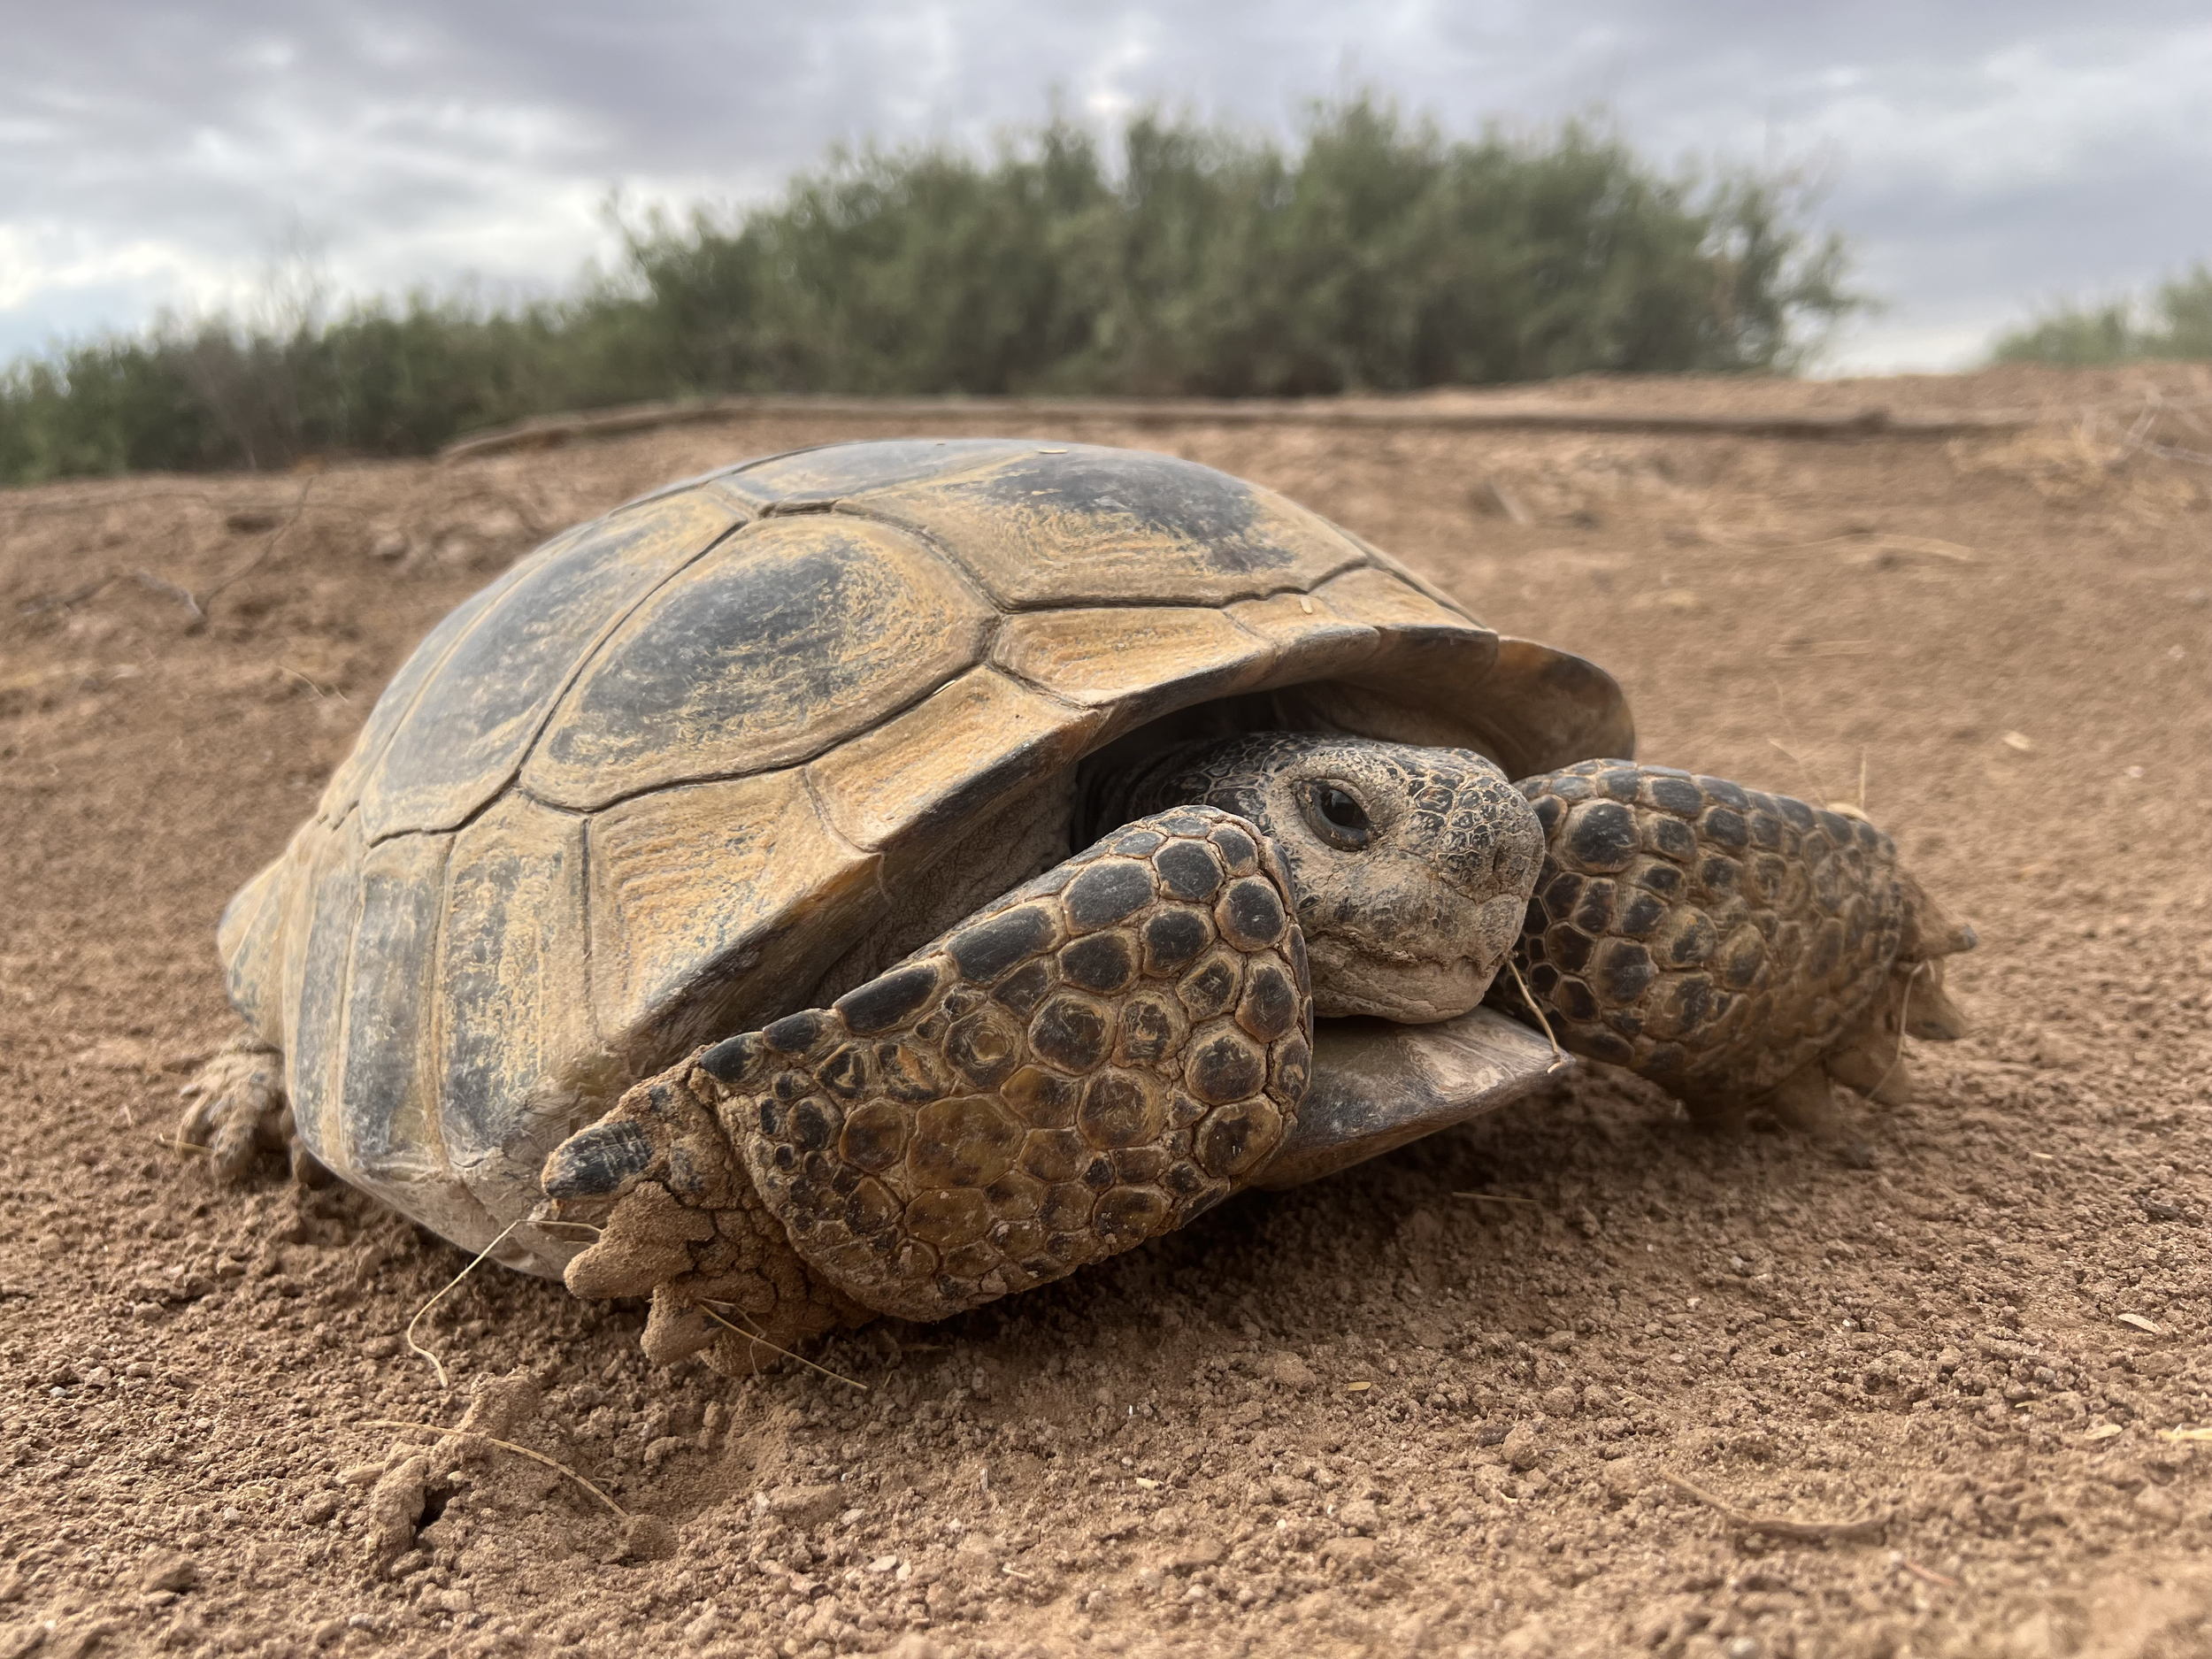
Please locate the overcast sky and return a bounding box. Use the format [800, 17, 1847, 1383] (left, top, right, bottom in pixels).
[5, 1, 2209, 373]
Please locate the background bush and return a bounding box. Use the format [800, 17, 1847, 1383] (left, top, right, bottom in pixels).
[1990, 266, 2212, 367]
[0, 100, 1859, 485]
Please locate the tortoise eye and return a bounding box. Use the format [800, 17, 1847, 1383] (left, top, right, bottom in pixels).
[1303, 781, 1373, 850]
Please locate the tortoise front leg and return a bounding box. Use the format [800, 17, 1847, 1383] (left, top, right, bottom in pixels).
[543, 804, 1314, 1371]
[1500, 761, 1975, 1128]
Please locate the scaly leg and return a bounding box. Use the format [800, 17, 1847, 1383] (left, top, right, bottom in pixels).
[177, 1031, 293, 1181]
[1500, 761, 1974, 1127]
[542, 804, 1315, 1371]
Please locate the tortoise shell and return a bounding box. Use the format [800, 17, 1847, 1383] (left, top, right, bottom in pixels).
[216, 439, 1631, 1273]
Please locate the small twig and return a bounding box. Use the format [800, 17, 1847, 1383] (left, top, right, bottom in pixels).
[17, 572, 119, 616]
[696, 1302, 868, 1392]
[128, 569, 204, 623]
[1870, 960, 1930, 1099]
[362, 1419, 628, 1519]
[404, 1218, 521, 1391]
[1452, 1190, 1540, 1206]
[1900, 1557, 1961, 1589]
[153, 1135, 211, 1156]
[196, 477, 314, 622]
[1503, 957, 1571, 1073]
[1660, 1471, 1887, 1543]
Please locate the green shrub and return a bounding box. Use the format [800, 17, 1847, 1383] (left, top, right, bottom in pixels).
[0, 99, 1860, 485]
[1990, 266, 2212, 366]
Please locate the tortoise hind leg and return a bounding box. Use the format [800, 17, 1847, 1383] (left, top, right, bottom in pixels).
[177, 1030, 317, 1182]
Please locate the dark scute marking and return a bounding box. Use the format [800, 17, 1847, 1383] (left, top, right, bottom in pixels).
[1194, 1098, 1283, 1179]
[1081, 1155, 1118, 1191]
[1118, 996, 1180, 1064]
[1555, 977, 1599, 1021]
[541, 1120, 653, 1199]
[757, 1099, 786, 1138]
[1595, 941, 1657, 1002]
[1646, 816, 1698, 862]
[1269, 1035, 1312, 1105]
[1217, 878, 1286, 950]
[772, 1070, 810, 1102]
[956, 448, 1277, 569]
[1542, 870, 1586, 911]
[1064, 860, 1156, 931]
[1031, 993, 1111, 1073]
[1187, 1029, 1266, 1105]
[1581, 1028, 1634, 1064]
[1142, 908, 1211, 974]
[1079, 1072, 1158, 1148]
[1570, 879, 1616, 934]
[1154, 840, 1224, 902]
[875, 1042, 948, 1102]
[1529, 962, 1561, 998]
[1632, 859, 1684, 896]
[1701, 807, 1749, 849]
[1207, 823, 1259, 873]
[840, 1102, 907, 1173]
[1617, 893, 1666, 938]
[1544, 926, 1594, 972]
[1699, 856, 1740, 896]
[1595, 768, 1641, 802]
[834, 963, 941, 1035]
[1094, 1185, 1171, 1242]
[1540, 773, 1593, 803]
[1237, 964, 1300, 1041]
[1694, 776, 1749, 810]
[1563, 801, 1640, 872]
[1113, 827, 1165, 856]
[947, 905, 1056, 983]
[698, 1032, 760, 1085]
[817, 1041, 874, 1099]
[1532, 794, 1565, 835]
[792, 1098, 841, 1152]
[1813, 808, 1856, 845]
[1060, 931, 1139, 995]
[1776, 795, 1817, 830]
[764, 1010, 825, 1055]
[1644, 774, 1705, 818]
[993, 959, 1056, 1018]
[943, 1011, 1022, 1087]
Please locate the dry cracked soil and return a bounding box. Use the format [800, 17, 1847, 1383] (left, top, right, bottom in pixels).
[2, 365, 2210, 1659]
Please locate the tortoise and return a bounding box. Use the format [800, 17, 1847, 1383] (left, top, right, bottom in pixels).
[183, 438, 1974, 1372]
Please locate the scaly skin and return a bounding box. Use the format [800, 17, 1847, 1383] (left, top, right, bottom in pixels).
[546, 805, 1315, 1373]
[1497, 761, 1974, 1126]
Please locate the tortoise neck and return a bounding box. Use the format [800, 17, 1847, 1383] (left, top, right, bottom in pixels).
[1078, 737, 1234, 845]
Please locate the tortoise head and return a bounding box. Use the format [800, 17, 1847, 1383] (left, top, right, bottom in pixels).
[1102, 733, 1546, 1023]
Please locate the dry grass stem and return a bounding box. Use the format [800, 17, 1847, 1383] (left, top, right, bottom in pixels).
[363, 1419, 628, 1519]
[1870, 961, 1930, 1100]
[404, 1218, 522, 1391]
[697, 1302, 869, 1391]
[1661, 1471, 1888, 1543]
[1504, 958, 1571, 1073]
[1451, 1191, 1540, 1206]
[1901, 1558, 1962, 1589]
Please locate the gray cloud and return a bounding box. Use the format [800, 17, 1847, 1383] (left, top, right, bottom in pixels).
[4, 2, 2208, 369]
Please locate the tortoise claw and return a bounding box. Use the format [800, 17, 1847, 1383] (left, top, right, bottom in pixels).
[541, 1119, 655, 1199]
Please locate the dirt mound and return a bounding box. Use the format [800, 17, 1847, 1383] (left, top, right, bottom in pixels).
[3, 367, 2209, 1657]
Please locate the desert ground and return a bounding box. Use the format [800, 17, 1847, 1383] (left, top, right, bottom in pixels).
[3, 365, 2210, 1659]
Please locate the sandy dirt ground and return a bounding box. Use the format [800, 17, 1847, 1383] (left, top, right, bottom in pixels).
[3, 365, 2211, 1659]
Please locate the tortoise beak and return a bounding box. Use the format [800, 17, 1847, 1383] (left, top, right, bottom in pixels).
[1251, 1007, 1565, 1189]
